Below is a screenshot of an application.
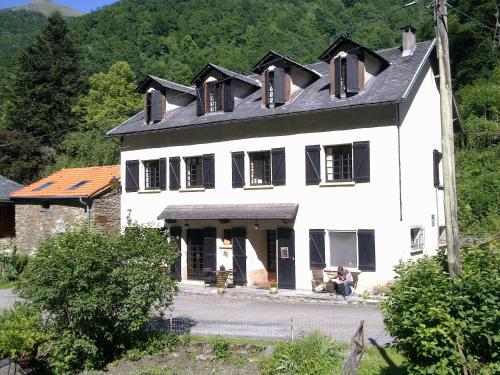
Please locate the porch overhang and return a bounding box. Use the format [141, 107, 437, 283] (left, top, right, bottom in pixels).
[157, 203, 299, 221]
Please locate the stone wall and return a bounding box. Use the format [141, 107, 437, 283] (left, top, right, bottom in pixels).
[15, 201, 87, 254]
[91, 190, 121, 235]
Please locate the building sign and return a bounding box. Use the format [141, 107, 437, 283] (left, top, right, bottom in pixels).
[280, 246, 289, 259]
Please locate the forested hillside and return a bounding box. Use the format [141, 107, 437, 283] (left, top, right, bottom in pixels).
[0, 0, 497, 235]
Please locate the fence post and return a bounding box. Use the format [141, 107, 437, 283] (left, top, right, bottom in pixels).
[290, 317, 294, 341]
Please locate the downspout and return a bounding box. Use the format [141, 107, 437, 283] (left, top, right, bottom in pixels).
[397, 104, 403, 221]
[79, 197, 91, 232]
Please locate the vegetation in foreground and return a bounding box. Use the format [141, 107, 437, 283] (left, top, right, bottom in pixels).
[382, 242, 499, 374]
[0, 247, 28, 288]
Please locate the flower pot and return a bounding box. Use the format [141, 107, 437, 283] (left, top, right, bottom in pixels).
[270, 287, 278, 294]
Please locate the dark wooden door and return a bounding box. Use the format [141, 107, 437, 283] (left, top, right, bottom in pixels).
[170, 227, 182, 281]
[277, 228, 295, 289]
[187, 229, 204, 280]
[232, 227, 247, 286]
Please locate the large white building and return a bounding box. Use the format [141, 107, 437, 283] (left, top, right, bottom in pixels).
[109, 27, 461, 291]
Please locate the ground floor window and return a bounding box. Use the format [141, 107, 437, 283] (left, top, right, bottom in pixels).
[438, 226, 446, 246]
[328, 231, 357, 268]
[411, 227, 425, 251]
[0, 206, 15, 238]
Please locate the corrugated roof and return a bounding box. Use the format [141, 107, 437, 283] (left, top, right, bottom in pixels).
[109, 41, 437, 137]
[158, 203, 299, 221]
[10, 165, 120, 199]
[0, 175, 23, 203]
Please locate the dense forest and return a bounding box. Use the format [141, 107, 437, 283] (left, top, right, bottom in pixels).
[0, 0, 498, 235]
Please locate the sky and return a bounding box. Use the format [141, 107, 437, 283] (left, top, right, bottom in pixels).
[0, 0, 119, 13]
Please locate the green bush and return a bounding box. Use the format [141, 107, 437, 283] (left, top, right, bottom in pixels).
[382, 244, 500, 374]
[17, 226, 179, 374]
[260, 331, 342, 375]
[212, 336, 231, 362]
[0, 250, 29, 283]
[0, 303, 46, 359]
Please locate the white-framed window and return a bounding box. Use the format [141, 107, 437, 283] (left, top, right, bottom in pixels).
[185, 156, 203, 188]
[438, 226, 446, 246]
[144, 159, 160, 190]
[207, 82, 222, 112]
[410, 227, 425, 251]
[249, 151, 271, 186]
[327, 230, 358, 269]
[325, 144, 353, 182]
[268, 70, 275, 104]
[340, 57, 347, 95]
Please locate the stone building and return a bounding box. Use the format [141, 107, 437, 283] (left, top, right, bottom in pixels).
[0, 175, 23, 251]
[10, 165, 120, 253]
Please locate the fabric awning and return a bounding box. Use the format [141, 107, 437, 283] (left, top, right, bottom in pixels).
[157, 203, 299, 221]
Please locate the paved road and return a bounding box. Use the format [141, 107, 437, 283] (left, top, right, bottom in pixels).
[167, 294, 390, 344]
[1, 289, 390, 344]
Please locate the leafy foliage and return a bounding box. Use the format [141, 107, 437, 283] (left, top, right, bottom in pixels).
[0, 302, 46, 359]
[382, 243, 500, 374]
[0, 248, 29, 283]
[17, 225, 179, 373]
[260, 331, 342, 374]
[212, 337, 231, 362]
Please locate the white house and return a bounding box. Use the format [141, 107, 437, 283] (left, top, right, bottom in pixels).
[109, 27, 461, 292]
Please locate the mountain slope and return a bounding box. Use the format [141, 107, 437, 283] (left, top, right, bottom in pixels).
[12, 0, 83, 17]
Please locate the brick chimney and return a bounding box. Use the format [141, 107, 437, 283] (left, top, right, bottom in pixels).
[401, 26, 416, 57]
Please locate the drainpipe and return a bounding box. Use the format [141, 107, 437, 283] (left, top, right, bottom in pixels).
[396, 103, 403, 222]
[79, 197, 91, 232]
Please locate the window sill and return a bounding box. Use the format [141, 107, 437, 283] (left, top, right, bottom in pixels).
[179, 187, 206, 192]
[243, 185, 274, 190]
[138, 189, 162, 194]
[319, 181, 355, 187]
[410, 249, 424, 256]
[219, 245, 232, 250]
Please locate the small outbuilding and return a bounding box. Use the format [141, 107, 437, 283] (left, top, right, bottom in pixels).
[10, 165, 120, 253]
[0, 175, 23, 248]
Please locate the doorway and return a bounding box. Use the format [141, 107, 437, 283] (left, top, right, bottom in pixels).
[187, 229, 204, 280]
[267, 229, 277, 282]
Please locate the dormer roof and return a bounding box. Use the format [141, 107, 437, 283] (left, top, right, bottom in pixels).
[251, 50, 321, 79]
[318, 36, 389, 68]
[136, 75, 196, 97]
[191, 63, 261, 88]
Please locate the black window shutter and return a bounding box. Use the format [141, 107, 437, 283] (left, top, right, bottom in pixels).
[151, 90, 163, 122]
[169, 157, 180, 190]
[196, 84, 205, 116]
[358, 229, 376, 271]
[203, 227, 217, 271]
[125, 160, 139, 192]
[170, 226, 182, 281]
[223, 80, 234, 112]
[159, 157, 167, 190]
[305, 145, 321, 185]
[203, 154, 215, 189]
[271, 148, 286, 186]
[433, 149, 442, 188]
[232, 227, 247, 285]
[334, 58, 341, 97]
[144, 92, 151, 123]
[353, 141, 370, 183]
[346, 54, 360, 94]
[232, 152, 245, 188]
[309, 229, 326, 269]
[264, 70, 270, 106]
[274, 67, 286, 104]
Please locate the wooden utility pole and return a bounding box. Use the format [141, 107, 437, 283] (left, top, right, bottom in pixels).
[435, 0, 462, 276]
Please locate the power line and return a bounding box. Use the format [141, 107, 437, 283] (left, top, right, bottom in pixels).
[447, 4, 499, 35]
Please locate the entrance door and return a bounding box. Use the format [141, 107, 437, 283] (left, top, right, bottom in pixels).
[232, 227, 247, 285]
[187, 229, 204, 280]
[267, 230, 277, 281]
[277, 228, 295, 289]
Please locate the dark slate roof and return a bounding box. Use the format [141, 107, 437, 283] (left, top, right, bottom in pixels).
[136, 75, 196, 96]
[108, 40, 436, 136]
[192, 63, 261, 87]
[0, 175, 23, 203]
[157, 203, 299, 221]
[251, 50, 322, 78]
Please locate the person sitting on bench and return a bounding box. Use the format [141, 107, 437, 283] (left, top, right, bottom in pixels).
[332, 266, 353, 298]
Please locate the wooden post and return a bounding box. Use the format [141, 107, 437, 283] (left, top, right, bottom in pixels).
[436, 0, 462, 276]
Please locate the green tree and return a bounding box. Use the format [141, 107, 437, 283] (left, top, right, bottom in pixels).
[18, 225, 178, 373]
[49, 61, 142, 172]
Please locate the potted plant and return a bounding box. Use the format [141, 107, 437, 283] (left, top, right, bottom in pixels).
[270, 282, 278, 294]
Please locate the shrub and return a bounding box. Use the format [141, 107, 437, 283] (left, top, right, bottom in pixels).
[260, 331, 342, 374]
[0, 249, 29, 283]
[212, 336, 231, 362]
[17, 225, 179, 373]
[0, 303, 46, 359]
[382, 243, 499, 374]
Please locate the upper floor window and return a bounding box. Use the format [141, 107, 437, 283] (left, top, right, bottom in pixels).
[186, 157, 203, 188]
[340, 57, 347, 95]
[332, 53, 361, 98]
[207, 83, 222, 112]
[268, 71, 275, 104]
[249, 151, 271, 186]
[325, 144, 352, 182]
[411, 227, 425, 251]
[144, 160, 161, 190]
[144, 90, 165, 124]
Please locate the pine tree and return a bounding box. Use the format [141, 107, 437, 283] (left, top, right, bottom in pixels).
[4, 12, 84, 142]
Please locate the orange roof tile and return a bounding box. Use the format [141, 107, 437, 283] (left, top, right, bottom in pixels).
[11, 165, 120, 199]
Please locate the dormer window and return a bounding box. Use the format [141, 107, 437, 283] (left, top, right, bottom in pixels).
[144, 89, 165, 124]
[332, 53, 361, 98]
[340, 57, 348, 95]
[196, 79, 233, 116]
[263, 67, 288, 107]
[268, 71, 275, 104]
[207, 82, 222, 112]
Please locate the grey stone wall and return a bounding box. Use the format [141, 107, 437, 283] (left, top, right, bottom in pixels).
[15, 202, 87, 254]
[91, 190, 121, 235]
